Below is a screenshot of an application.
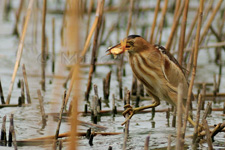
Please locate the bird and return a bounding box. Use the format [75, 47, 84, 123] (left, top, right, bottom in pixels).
[107, 35, 195, 126]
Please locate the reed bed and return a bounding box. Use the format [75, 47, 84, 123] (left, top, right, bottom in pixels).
[0, 0, 225, 149]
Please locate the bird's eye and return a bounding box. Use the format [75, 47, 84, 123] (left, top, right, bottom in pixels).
[127, 41, 134, 46]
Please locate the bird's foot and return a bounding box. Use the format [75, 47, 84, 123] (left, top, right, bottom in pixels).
[121, 104, 138, 126]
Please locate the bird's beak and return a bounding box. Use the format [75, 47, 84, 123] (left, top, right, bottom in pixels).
[106, 39, 130, 57]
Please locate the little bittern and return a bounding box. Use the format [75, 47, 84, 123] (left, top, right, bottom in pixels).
[107, 35, 195, 126]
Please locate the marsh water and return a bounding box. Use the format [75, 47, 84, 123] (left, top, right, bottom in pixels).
[0, 0, 225, 149]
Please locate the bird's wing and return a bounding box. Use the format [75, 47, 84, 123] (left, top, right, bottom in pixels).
[156, 45, 196, 101]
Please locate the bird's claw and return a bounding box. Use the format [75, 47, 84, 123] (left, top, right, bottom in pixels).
[121, 104, 137, 126]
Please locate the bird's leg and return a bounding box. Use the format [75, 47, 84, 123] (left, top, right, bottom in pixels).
[183, 106, 204, 133]
[121, 97, 160, 126]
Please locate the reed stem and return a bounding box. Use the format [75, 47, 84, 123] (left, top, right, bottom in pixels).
[6, 0, 34, 104]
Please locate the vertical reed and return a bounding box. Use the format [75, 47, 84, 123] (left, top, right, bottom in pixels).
[20, 79, 25, 104]
[182, 0, 203, 138]
[85, 0, 94, 40]
[203, 120, 213, 149]
[149, 0, 160, 43]
[192, 94, 202, 144]
[22, 64, 31, 104]
[122, 90, 131, 150]
[167, 134, 171, 150]
[165, 1, 184, 50]
[67, 0, 81, 149]
[85, 0, 104, 101]
[144, 134, 150, 150]
[52, 18, 55, 74]
[0, 79, 5, 104]
[176, 83, 184, 150]
[178, 0, 189, 65]
[155, 0, 168, 44]
[199, 0, 223, 45]
[202, 102, 212, 122]
[41, 0, 47, 91]
[201, 83, 206, 110]
[103, 71, 111, 100]
[9, 114, 17, 149]
[112, 94, 117, 117]
[13, 0, 24, 37]
[53, 91, 66, 149]
[37, 89, 47, 126]
[6, 0, 34, 104]
[0, 116, 7, 146]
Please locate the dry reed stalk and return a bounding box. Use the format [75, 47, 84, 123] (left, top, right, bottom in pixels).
[201, 83, 206, 110]
[6, 0, 34, 104]
[224, 100, 225, 114]
[184, 10, 198, 47]
[192, 94, 202, 144]
[103, 71, 111, 100]
[90, 0, 104, 72]
[178, 0, 189, 65]
[64, 0, 100, 106]
[23, 132, 122, 141]
[126, 0, 134, 37]
[202, 102, 212, 122]
[85, 0, 104, 101]
[8, 114, 17, 149]
[144, 134, 150, 150]
[55, 91, 66, 140]
[202, 0, 214, 24]
[1, 116, 7, 146]
[165, 1, 185, 51]
[37, 89, 47, 126]
[173, 41, 225, 54]
[20, 79, 25, 104]
[131, 75, 137, 95]
[32, 0, 38, 46]
[94, 84, 99, 99]
[41, 0, 47, 91]
[13, 0, 24, 37]
[172, 107, 176, 127]
[52, 18, 55, 74]
[203, 120, 213, 149]
[199, 0, 223, 45]
[182, 0, 203, 138]
[154, 0, 168, 44]
[149, 0, 160, 43]
[122, 90, 131, 150]
[185, 0, 213, 47]
[85, 0, 94, 40]
[174, 0, 181, 17]
[0, 79, 5, 104]
[0, 104, 19, 108]
[22, 64, 31, 104]
[167, 134, 171, 150]
[117, 65, 123, 99]
[112, 94, 117, 116]
[210, 26, 225, 51]
[91, 95, 98, 124]
[118, 0, 134, 100]
[176, 83, 184, 150]
[67, 0, 81, 149]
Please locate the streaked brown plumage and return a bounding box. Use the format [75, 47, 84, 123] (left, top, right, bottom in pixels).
[107, 35, 194, 125]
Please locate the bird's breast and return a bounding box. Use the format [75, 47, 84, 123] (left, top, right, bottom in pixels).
[129, 54, 165, 95]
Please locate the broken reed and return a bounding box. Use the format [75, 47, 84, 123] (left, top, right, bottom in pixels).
[6, 0, 34, 104]
[182, 0, 203, 139]
[41, 0, 47, 91]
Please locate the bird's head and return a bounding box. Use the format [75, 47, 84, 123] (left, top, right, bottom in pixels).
[106, 35, 150, 57]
